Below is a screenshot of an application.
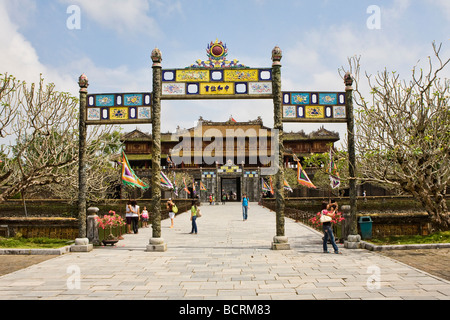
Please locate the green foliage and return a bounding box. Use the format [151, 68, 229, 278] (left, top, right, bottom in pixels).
[368, 231, 450, 245]
[284, 167, 299, 190]
[303, 149, 350, 192]
[0, 236, 72, 249]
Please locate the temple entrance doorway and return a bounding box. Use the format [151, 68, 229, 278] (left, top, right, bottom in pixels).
[221, 177, 241, 202]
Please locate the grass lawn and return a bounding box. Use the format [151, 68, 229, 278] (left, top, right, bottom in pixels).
[0, 237, 73, 249]
[368, 231, 450, 245]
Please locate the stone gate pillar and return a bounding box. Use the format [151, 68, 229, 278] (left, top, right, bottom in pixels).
[344, 72, 360, 249]
[72, 74, 93, 252]
[271, 46, 290, 250]
[147, 48, 167, 252]
[77, 74, 88, 239]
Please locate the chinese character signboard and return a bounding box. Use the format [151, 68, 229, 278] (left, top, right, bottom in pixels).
[86, 92, 152, 125]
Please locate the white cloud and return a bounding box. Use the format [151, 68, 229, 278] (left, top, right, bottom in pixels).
[0, 1, 155, 97]
[383, 0, 411, 21]
[427, 0, 450, 19]
[59, 0, 162, 37]
[283, 21, 429, 91]
[64, 56, 151, 95]
[279, 11, 445, 149]
[0, 2, 72, 90]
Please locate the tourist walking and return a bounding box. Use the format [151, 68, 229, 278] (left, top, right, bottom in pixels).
[321, 201, 341, 254]
[130, 200, 140, 234]
[190, 200, 199, 234]
[242, 194, 249, 221]
[167, 198, 175, 228]
[125, 200, 133, 234]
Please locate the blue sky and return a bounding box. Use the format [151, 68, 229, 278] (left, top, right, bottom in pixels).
[1, 0, 449, 146]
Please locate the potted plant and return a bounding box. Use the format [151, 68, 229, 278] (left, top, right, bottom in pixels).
[96, 211, 126, 246]
[110, 211, 126, 240]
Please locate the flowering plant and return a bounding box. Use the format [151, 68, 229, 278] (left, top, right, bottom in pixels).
[309, 210, 345, 227]
[96, 211, 126, 240]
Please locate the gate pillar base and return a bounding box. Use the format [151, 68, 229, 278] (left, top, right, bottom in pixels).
[71, 238, 93, 252]
[344, 234, 361, 249]
[271, 236, 290, 250]
[146, 237, 167, 252]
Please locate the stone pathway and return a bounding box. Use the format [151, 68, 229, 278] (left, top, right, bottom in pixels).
[0, 202, 449, 300]
[379, 248, 450, 281]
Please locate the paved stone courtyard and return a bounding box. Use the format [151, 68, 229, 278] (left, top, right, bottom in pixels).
[0, 202, 449, 301]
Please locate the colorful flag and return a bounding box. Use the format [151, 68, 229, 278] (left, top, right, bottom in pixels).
[192, 180, 196, 195]
[183, 177, 190, 194]
[160, 171, 173, 189]
[167, 155, 173, 168]
[121, 152, 149, 189]
[269, 176, 274, 195]
[328, 147, 340, 189]
[296, 161, 316, 189]
[200, 181, 207, 191]
[261, 178, 271, 193]
[284, 179, 293, 193]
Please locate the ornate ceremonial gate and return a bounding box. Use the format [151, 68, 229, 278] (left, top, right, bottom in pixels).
[77, 40, 357, 251]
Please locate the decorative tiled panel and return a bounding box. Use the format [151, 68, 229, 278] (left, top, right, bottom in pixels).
[161, 68, 273, 98]
[248, 82, 272, 95]
[244, 171, 258, 177]
[162, 83, 186, 95]
[86, 93, 152, 124]
[282, 92, 347, 122]
[218, 165, 242, 173]
[202, 171, 216, 178]
[176, 70, 210, 82]
[224, 69, 259, 82]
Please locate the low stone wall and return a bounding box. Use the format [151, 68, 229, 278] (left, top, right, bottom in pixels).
[262, 199, 432, 237]
[0, 217, 78, 239]
[359, 213, 431, 237]
[0, 199, 197, 240]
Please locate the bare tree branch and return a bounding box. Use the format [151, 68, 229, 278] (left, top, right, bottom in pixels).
[342, 44, 450, 230]
[0, 74, 121, 204]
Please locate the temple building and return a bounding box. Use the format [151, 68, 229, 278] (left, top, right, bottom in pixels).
[121, 117, 339, 202]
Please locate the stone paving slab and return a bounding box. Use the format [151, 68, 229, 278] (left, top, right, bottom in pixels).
[0, 246, 72, 255]
[0, 202, 449, 301]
